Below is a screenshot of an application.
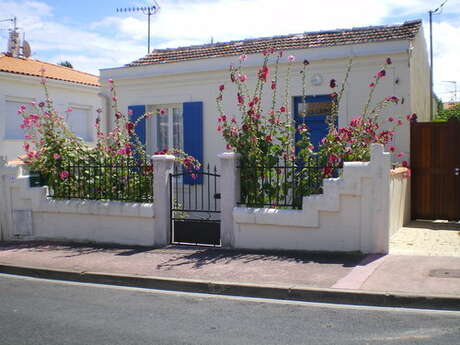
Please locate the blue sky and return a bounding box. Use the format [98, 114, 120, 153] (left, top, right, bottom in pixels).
[0, 0, 459, 101]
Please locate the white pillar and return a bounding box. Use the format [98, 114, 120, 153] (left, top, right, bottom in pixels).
[218, 152, 240, 248]
[152, 154, 175, 247]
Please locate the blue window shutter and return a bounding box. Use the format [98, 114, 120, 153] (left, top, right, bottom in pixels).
[128, 105, 146, 148]
[183, 101, 203, 184]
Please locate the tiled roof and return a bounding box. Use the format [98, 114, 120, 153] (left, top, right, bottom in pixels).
[0, 54, 100, 87]
[128, 20, 422, 67]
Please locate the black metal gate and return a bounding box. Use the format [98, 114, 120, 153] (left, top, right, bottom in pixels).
[169, 164, 221, 246]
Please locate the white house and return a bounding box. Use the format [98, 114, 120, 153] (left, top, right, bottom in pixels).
[100, 20, 429, 167]
[0, 54, 104, 163]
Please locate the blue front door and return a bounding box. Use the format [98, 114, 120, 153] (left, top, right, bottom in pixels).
[293, 95, 335, 153]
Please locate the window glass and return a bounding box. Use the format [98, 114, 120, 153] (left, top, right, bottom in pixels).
[298, 101, 332, 117]
[173, 107, 183, 150]
[156, 108, 169, 151]
[151, 105, 183, 152]
[5, 100, 28, 139]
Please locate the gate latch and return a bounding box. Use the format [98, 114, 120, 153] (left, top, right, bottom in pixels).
[214, 193, 221, 199]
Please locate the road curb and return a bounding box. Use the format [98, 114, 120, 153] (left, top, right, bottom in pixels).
[1, 263, 459, 311]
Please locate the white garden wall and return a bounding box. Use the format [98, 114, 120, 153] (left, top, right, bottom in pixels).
[389, 168, 411, 237]
[0, 155, 175, 247]
[221, 144, 395, 254]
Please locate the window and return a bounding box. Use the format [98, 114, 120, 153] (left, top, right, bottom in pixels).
[4, 100, 31, 139]
[148, 105, 183, 153]
[66, 106, 92, 141]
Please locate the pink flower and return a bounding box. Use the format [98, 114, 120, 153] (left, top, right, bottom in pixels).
[23, 143, 30, 151]
[377, 70, 386, 78]
[288, 55, 296, 62]
[219, 84, 225, 91]
[53, 153, 61, 160]
[237, 93, 244, 104]
[388, 116, 394, 122]
[239, 54, 248, 62]
[397, 152, 405, 158]
[271, 80, 276, 90]
[159, 108, 166, 115]
[369, 83, 375, 88]
[112, 96, 117, 102]
[397, 120, 403, 126]
[278, 51, 283, 57]
[38, 102, 45, 108]
[258, 66, 269, 82]
[238, 74, 248, 82]
[226, 144, 232, 150]
[389, 145, 396, 152]
[60, 170, 69, 179]
[108, 78, 114, 84]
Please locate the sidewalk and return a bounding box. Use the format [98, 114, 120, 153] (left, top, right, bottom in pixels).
[1, 241, 459, 310]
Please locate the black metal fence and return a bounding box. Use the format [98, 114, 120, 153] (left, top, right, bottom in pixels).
[48, 157, 154, 203]
[238, 156, 343, 209]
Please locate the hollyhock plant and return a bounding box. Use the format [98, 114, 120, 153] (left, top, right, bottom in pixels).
[19, 73, 200, 201]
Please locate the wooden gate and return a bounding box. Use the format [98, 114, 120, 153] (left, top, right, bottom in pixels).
[410, 117, 460, 220]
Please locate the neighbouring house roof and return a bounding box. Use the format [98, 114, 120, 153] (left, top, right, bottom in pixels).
[128, 20, 422, 67]
[0, 54, 100, 87]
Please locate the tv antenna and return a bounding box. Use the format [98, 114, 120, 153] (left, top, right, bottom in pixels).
[116, 1, 160, 54]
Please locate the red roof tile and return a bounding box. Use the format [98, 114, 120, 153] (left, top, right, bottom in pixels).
[0, 55, 100, 87]
[128, 20, 422, 67]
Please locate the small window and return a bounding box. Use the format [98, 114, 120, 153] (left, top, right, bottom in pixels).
[297, 100, 332, 117]
[4, 100, 31, 139]
[66, 106, 92, 141]
[148, 105, 183, 153]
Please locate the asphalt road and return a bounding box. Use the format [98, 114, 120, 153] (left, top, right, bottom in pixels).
[0, 274, 459, 345]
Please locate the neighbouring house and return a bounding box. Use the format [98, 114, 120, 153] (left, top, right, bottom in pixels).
[100, 20, 429, 167]
[0, 54, 104, 163]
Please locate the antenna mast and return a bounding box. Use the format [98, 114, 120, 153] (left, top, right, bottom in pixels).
[116, 1, 160, 54]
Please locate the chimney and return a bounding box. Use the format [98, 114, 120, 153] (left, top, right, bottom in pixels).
[7, 30, 20, 57]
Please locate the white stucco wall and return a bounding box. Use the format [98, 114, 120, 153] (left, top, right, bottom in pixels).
[0, 72, 103, 161]
[224, 145, 393, 254]
[100, 38, 427, 167]
[0, 166, 155, 246]
[389, 168, 411, 237]
[409, 28, 431, 122]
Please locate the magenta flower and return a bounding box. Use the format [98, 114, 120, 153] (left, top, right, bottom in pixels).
[219, 84, 225, 91]
[397, 152, 405, 158]
[238, 74, 248, 82]
[287, 55, 296, 62]
[279, 106, 286, 113]
[60, 170, 69, 179]
[108, 78, 114, 84]
[159, 108, 166, 115]
[271, 80, 276, 90]
[239, 54, 248, 62]
[389, 146, 396, 152]
[388, 116, 394, 122]
[377, 70, 386, 78]
[369, 82, 375, 88]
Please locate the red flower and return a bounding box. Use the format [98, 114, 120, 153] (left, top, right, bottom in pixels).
[377, 70, 386, 78]
[369, 83, 375, 88]
[271, 80, 276, 90]
[258, 66, 270, 82]
[401, 160, 408, 168]
[125, 122, 134, 131]
[389, 146, 396, 152]
[279, 106, 286, 113]
[265, 135, 272, 142]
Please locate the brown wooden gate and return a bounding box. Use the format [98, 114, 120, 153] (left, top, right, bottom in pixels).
[410, 117, 460, 220]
